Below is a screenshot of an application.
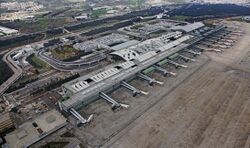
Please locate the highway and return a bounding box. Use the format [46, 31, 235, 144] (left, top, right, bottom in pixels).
[0, 50, 23, 96]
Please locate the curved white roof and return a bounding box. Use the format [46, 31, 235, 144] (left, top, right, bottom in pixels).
[110, 34, 191, 62]
[110, 49, 140, 61]
[171, 22, 205, 33]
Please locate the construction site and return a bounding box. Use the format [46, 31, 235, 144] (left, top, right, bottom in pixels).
[0, 15, 249, 148]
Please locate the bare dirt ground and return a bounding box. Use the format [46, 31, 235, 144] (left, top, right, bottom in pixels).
[105, 62, 250, 148]
[101, 22, 250, 148]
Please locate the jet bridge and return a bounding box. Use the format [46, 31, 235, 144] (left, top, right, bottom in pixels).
[222, 36, 237, 40]
[166, 59, 188, 69]
[230, 32, 242, 36]
[207, 36, 220, 41]
[196, 45, 222, 53]
[217, 41, 232, 46]
[199, 42, 216, 48]
[209, 36, 222, 41]
[179, 54, 196, 62]
[153, 65, 177, 77]
[100, 92, 129, 110]
[137, 73, 164, 86]
[215, 33, 227, 38]
[220, 38, 235, 43]
[214, 34, 228, 39]
[207, 37, 234, 45]
[121, 81, 148, 97]
[204, 39, 217, 44]
[185, 49, 202, 56]
[69, 108, 93, 125]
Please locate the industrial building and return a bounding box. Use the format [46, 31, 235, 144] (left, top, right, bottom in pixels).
[4, 110, 67, 148]
[171, 22, 205, 33]
[12, 45, 35, 60]
[0, 113, 14, 133]
[121, 19, 182, 36]
[111, 40, 140, 51]
[73, 33, 130, 51]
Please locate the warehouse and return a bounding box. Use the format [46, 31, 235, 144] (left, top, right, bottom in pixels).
[4, 110, 67, 148]
[171, 22, 205, 33]
[0, 113, 14, 133]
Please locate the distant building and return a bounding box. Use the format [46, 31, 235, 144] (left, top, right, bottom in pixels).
[0, 12, 34, 21]
[107, 10, 118, 14]
[75, 14, 88, 20]
[13, 45, 34, 60]
[192, 0, 249, 4]
[0, 26, 18, 36]
[93, 6, 112, 11]
[243, 16, 250, 21]
[171, 22, 205, 33]
[0, 113, 14, 133]
[4, 110, 67, 148]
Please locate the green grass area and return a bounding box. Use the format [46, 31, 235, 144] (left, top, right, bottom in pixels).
[51, 45, 78, 60]
[37, 18, 49, 29]
[16, 19, 48, 32]
[91, 8, 107, 18]
[51, 45, 94, 62]
[27, 54, 50, 70]
[170, 15, 190, 21]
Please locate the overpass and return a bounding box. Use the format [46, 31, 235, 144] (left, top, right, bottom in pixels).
[0, 50, 23, 96]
